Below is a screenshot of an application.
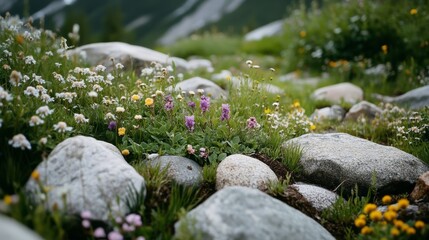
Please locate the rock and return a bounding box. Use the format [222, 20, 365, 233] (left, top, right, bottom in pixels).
[187, 58, 214, 72]
[211, 70, 232, 81]
[279, 73, 323, 87]
[68, 42, 188, 71]
[231, 76, 284, 95]
[311, 82, 363, 105]
[174, 186, 335, 240]
[25, 135, 145, 220]
[373, 85, 429, 110]
[310, 105, 345, 122]
[364, 64, 387, 75]
[283, 133, 429, 195]
[0, 215, 43, 240]
[147, 155, 202, 186]
[172, 76, 228, 99]
[291, 183, 341, 212]
[216, 154, 278, 191]
[410, 171, 429, 202]
[244, 20, 284, 41]
[345, 101, 382, 121]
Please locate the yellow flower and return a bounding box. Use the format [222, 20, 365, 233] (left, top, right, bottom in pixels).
[410, 8, 418, 15]
[390, 227, 400, 236]
[310, 124, 316, 131]
[264, 108, 271, 115]
[388, 204, 399, 212]
[131, 94, 140, 102]
[358, 214, 366, 220]
[328, 61, 337, 68]
[118, 127, 126, 136]
[299, 30, 307, 38]
[394, 219, 404, 228]
[406, 227, 416, 235]
[293, 100, 300, 108]
[354, 218, 366, 228]
[360, 226, 373, 235]
[401, 223, 410, 232]
[3, 195, 12, 205]
[31, 170, 40, 181]
[415, 220, 425, 229]
[397, 198, 409, 209]
[363, 203, 377, 214]
[382, 195, 392, 205]
[145, 97, 154, 106]
[226, 75, 231, 81]
[381, 45, 388, 54]
[121, 149, 130, 156]
[369, 210, 383, 221]
[383, 210, 397, 222]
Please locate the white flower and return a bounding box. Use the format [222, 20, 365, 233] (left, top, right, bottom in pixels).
[88, 91, 98, 97]
[134, 115, 142, 120]
[115, 63, 124, 70]
[8, 134, 32, 150]
[93, 84, 103, 92]
[141, 68, 154, 76]
[188, 90, 195, 96]
[155, 90, 164, 96]
[24, 86, 39, 97]
[32, 74, 45, 84]
[74, 113, 89, 124]
[29, 115, 44, 126]
[55, 62, 62, 68]
[53, 121, 73, 133]
[95, 65, 106, 72]
[39, 137, 48, 145]
[24, 55, 36, 65]
[45, 51, 54, 56]
[36, 105, 54, 118]
[9, 70, 22, 86]
[106, 73, 115, 81]
[104, 112, 116, 120]
[116, 107, 125, 113]
[56, 92, 77, 103]
[251, 65, 260, 69]
[40, 93, 54, 103]
[71, 81, 86, 89]
[0, 86, 13, 102]
[197, 89, 204, 94]
[245, 60, 253, 66]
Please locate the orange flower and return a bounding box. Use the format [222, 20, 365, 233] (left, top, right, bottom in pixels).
[299, 30, 307, 38]
[382, 195, 392, 205]
[31, 170, 40, 181]
[121, 149, 130, 156]
[145, 97, 154, 106]
[415, 220, 425, 229]
[397, 198, 409, 209]
[363, 203, 377, 214]
[410, 8, 418, 15]
[381, 45, 388, 54]
[354, 218, 366, 228]
[3, 195, 12, 205]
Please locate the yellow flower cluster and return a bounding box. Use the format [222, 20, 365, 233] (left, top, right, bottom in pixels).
[355, 196, 426, 237]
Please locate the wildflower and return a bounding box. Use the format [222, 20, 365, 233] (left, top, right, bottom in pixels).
[108, 121, 117, 130]
[185, 116, 195, 132]
[188, 101, 196, 109]
[383, 210, 397, 222]
[53, 121, 73, 133]
[381, 45, 388, 54]
[354, 218, 366, 228]
[388, 204, 399, 212]
[164, 95, 174, 111]
[29, 115, 44, 126]
[292, 100, 300, 108]
[121, 149, 130, 156]
[199, 148, 208, 158]
[56, 92, 77, 103]
[94, 227, 106, 238]
[145, 97, 154, 106]
[369, 210, 383, 221]
[116, 107, 125, 113]
[8, 134, 31, 150]
[24, 55, 36, 65]
[122, 223, 135, 232]
[88, 91, 98, 98]
[125, 213, 142, 226]
[394, 220, 405, 228]
[189, 90, 195, 96]
[3, 195, 13, 205]
[176, 94, 183, 101]
[200, 96, 210, 113]
[24, 86, 39, 97]
[360, 226, 373, 235]
[363, 203, 377, 214]
[155, 90, 164, 96]
[415, 220, 425, 229]
[310, 124, 316, 131]
[299, 30, 306, 38]
[39, 137, 48, 145]
[382, 195, 392, 205]
[264, 108, 271, 114]
[105, 112, 116, 121]
[269, 68, 276, 72]
[251, 65, 260, 69]
[391, 227, 400, 236]
[40, 93, 54, 103]
[397, 198, 409, 209]
[31, 170, 40, 181]
[95, 65, 106, 72]
[115, 63, 124, 69]
[131, 94, 140, 102]
[134, 115, 142, 120]
[410, 8, 418, 15]
[81, 210, 92, 219]
[246, 117, 260, 129]
[220, 104, 230, 121]
[401, 223, 410, 232]
[245, 60, 253, 66]
[118, 127, 126, 136]
[74, 113, 89, 124]
[108, 231, 123, 240]
[82, 220, 91, 228]
[187, 144, 195, 154]
[406, 227, 416, 235]
[9, 70, 22, 86]
[197, 89, 204, 95]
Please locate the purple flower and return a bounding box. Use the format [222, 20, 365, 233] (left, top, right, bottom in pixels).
[93, 227, 106, 238]
[82, 219, 91, 228]
[108, 231, 123, 240]
[122, 223, 135, 232]
[164, 95, 174, 111]
[108, 121, 117, 131]
[187, 101, 196, 109]
[125, 213, 142, 227]
[80, 210, 92, 219]
[185, 115, 195, 132]
[199, 147, 208, 158]
[200, 95, 210, 113]
[246, 117, 260, 129]
[220, 104, 230, 121]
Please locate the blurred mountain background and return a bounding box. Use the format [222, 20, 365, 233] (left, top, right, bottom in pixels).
[0, 0, 308, 47]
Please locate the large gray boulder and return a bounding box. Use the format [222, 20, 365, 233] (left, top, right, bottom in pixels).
[374, 85, 429, 110]
[0, 215, 43, 240]
[311, 82, 363, 104]
[68, 42, 188, 71]
[172, 76, 228, 99]
[216, 154, 278, 191]
[174, 186, 335, 240]
[25, 135, 145, 220]
[283, 133, 429, 195]
[147, 155, 202, 186]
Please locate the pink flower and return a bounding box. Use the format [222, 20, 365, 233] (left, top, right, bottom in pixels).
[93, 227, 106, 238]
[246, 117, 260, 129]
